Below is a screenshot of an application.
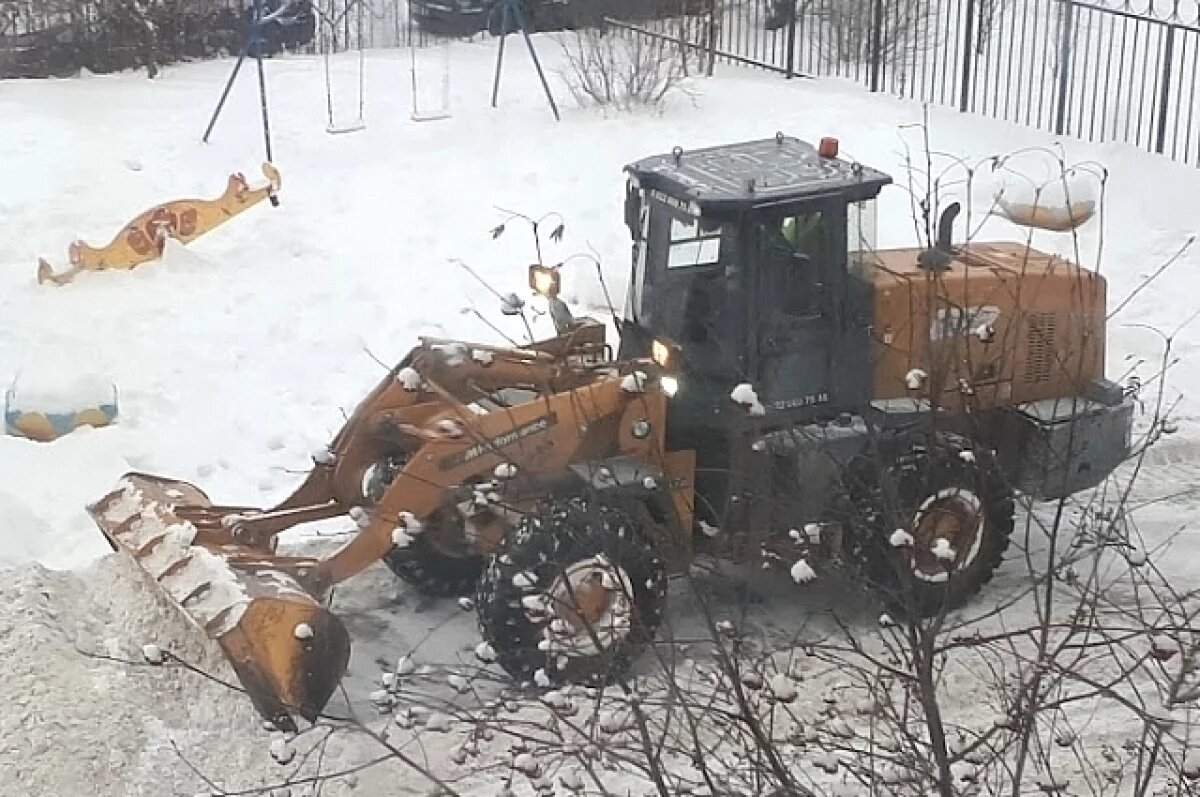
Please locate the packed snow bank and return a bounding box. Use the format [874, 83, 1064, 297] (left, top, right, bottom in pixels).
[0, 493, 52, 568]
[5, 371, 116, 415]
[0, 556, 357, 797]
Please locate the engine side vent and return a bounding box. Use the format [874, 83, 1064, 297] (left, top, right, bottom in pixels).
[1024, 312, 1057, 384]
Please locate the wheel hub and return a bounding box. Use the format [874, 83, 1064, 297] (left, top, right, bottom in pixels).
[908, 487, 986, 583]
[362, 453, 409, 504]
[542, 556, 635, 657]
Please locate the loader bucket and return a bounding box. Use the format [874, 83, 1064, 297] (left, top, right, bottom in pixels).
[87, 473, 351, 730]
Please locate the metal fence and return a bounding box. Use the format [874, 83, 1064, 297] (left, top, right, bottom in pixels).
[618, 0, 1200, 167]
[1, 0, 436, 78]
[314, 0, 431, 51]
[1, 0, 426, 48]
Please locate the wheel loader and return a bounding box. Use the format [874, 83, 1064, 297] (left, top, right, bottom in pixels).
[88, 134, 1135, 730]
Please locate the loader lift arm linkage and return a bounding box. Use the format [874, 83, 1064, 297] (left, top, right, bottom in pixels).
[88, 319, 688, 728]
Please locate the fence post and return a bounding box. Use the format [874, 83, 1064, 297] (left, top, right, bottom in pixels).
[1154, 24, 1177, 154]
[705, 4, 717, 77]
[868, 0, 884, 92]
[1053, 0, 1076, 137]
[958, 0, 976, 112]
[785, 0, 797, 78]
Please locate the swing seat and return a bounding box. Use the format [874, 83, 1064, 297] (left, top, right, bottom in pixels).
[326, 120, 366, 135]
[410, 110, 451, 123]
[319, 2, 367, 137]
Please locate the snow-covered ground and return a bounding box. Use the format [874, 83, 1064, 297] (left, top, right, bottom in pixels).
[1, 33, 1199, 796]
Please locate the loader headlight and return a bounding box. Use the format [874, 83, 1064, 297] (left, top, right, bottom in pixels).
[529, 264, 561, 298]
[631, 419, 652, 439]
[660, 376, 679, 397]
[651, 339, 673, 369]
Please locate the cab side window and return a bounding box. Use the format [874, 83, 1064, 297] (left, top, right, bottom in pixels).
[668, 216, 723, 269]
[763, 211, 825, 318]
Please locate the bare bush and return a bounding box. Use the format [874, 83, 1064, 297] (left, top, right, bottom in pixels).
[557, 25, 696, 111]
[799, 0, 933, 70]
[973, 0, 1008, 54]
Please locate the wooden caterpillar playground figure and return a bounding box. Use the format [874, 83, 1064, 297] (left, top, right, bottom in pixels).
[37, 162, 281, 286]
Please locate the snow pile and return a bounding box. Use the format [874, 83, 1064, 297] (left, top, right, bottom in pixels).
[5, 370, 115, 415]
[0, 492, 53, 568]
[98, 479, 253, 637]
[0, 557, 356, 797]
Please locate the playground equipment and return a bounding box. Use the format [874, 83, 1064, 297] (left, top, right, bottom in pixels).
[202, 0, 285, 162]
[490, 0, 560, 121]
[993, 197, 1097, 232]
[5, 376, 118, 442]
[36, 163, 282, 286]
[319, 0, 368, 134]
[410, 36, 452, 122]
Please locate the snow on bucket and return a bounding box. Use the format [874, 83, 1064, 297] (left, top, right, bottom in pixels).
[4, 371, 119, 442]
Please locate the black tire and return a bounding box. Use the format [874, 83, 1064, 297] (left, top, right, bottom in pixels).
[371, 452, 484, 598]
[383, 535, 485, 598]
[476, 498, 668, 686]
[838, 429, 1015, 617]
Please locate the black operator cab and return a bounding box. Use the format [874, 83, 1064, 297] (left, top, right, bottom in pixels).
[618, 133, 893, 435]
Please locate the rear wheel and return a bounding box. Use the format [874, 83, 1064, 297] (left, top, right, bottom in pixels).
[366, 453, 486, 597]
[383, 536, 484, 598]
[476, 497, 668, 685]
[840, 430, 1015, 617]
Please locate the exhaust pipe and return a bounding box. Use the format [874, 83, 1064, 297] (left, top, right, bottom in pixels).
[936, 202, 960, 254]
[918, 201, 961, 272]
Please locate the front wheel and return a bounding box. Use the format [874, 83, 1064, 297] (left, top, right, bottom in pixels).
[839, 430, 1015, 617]
[476, 498, 668, 686]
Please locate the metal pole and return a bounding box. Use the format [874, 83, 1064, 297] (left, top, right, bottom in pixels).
[490, 1, 510, 108]
[784, 0, 796, 78]
[1154, 24, 1177, 155]
[324, 26, 336, 128]
[256, 42, 275, 167]
[868, 0, 883, 92]
[511, 1, 561, 121]
[202, 43, 249, 143]
[251, 0, 276, 168]
[700, 5, 710, 76]
[357, 2, 366, 121]
[958, 0, 976, 112]
[1053, 0, 1076, 137]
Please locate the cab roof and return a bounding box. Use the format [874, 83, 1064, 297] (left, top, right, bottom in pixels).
[624, 134, 893, 215]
